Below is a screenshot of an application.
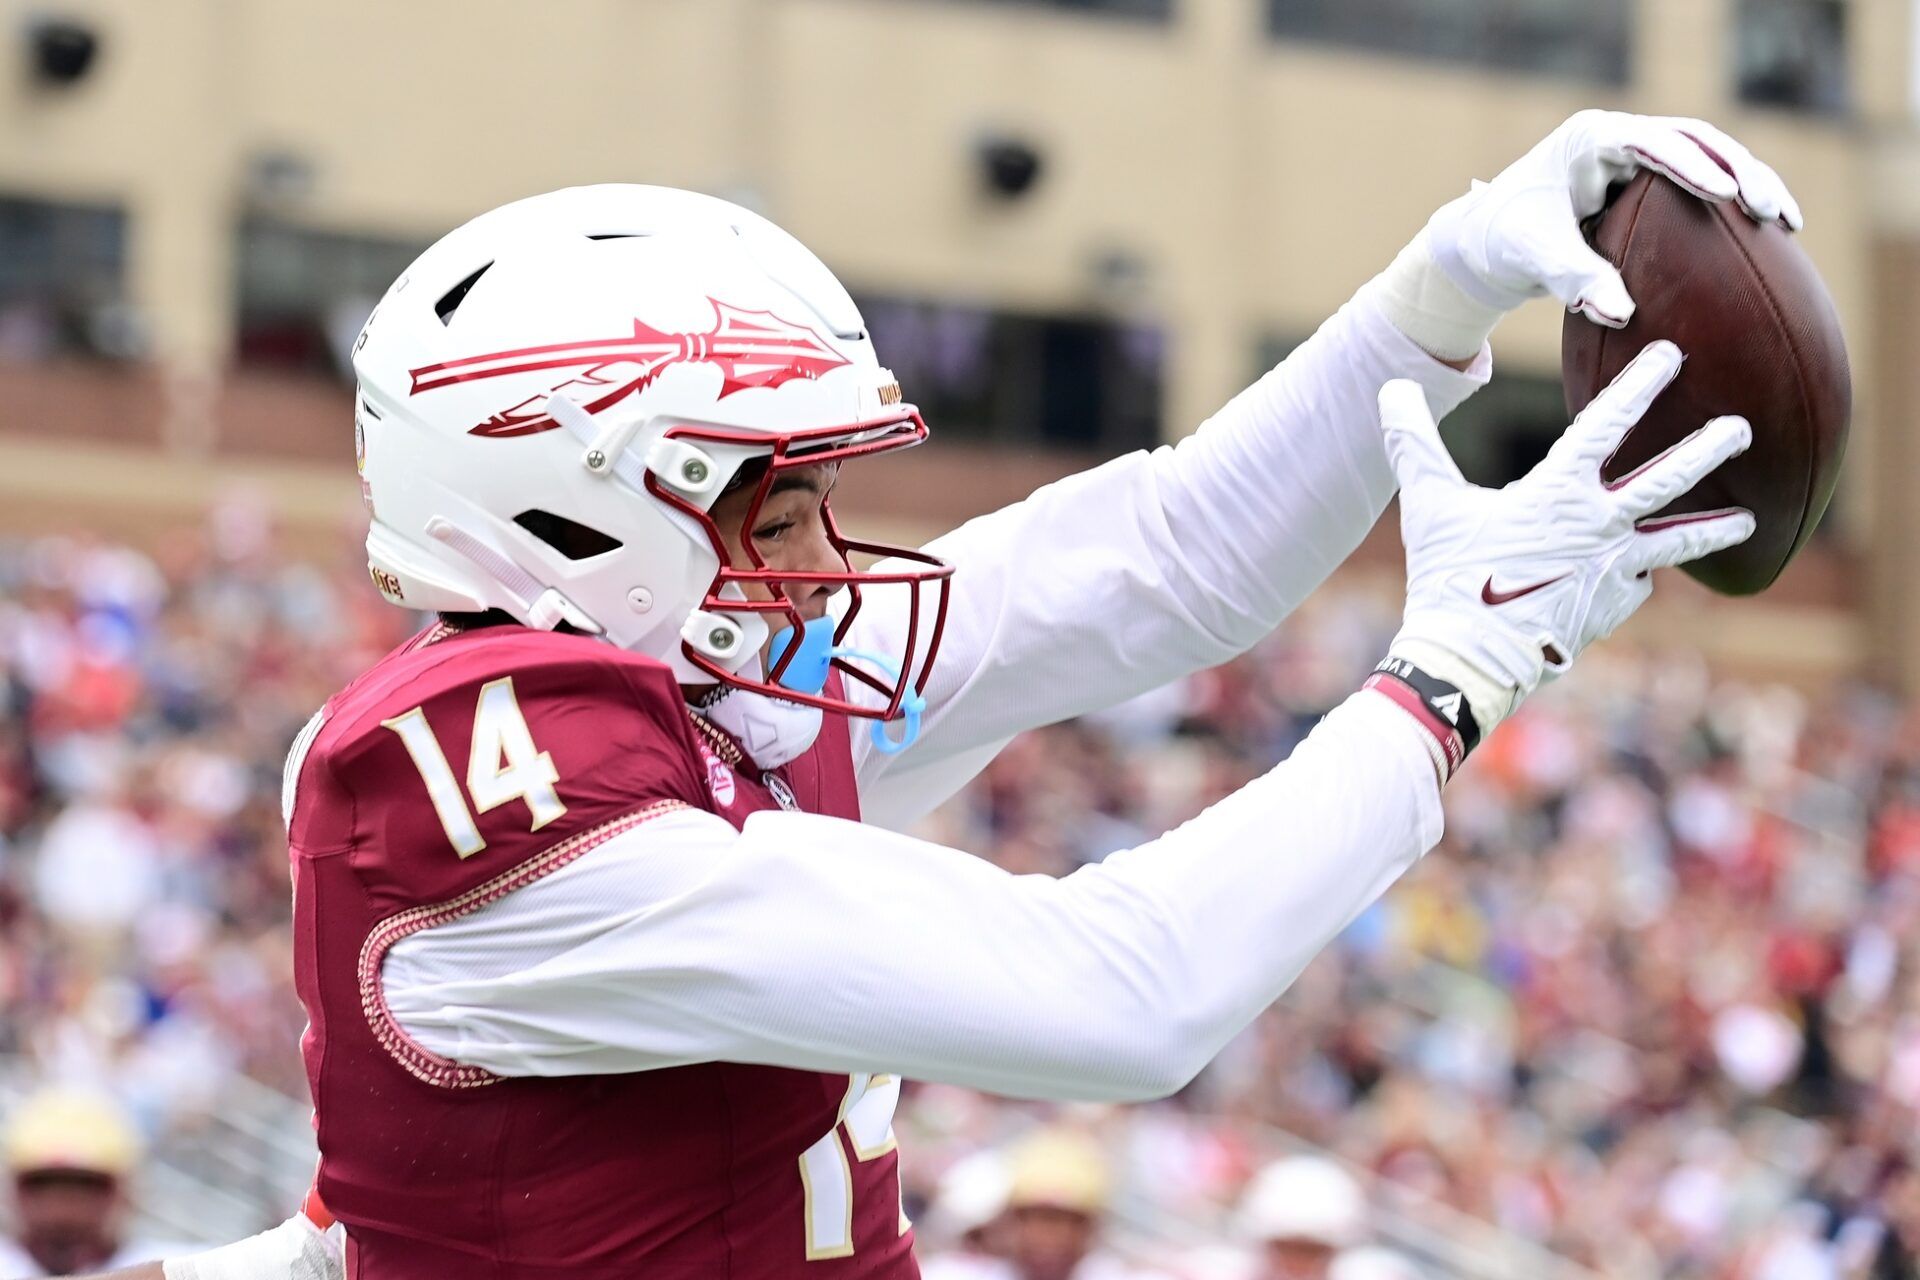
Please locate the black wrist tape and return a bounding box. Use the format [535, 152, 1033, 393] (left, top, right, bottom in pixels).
[1364, 657, 1481, 777]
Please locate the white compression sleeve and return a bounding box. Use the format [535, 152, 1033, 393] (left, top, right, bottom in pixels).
[384, 691, 1441, 1101]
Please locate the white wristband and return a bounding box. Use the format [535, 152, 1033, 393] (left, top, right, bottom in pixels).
[163, 1215, 344, 1280]
[1370, 230, 1507, 363]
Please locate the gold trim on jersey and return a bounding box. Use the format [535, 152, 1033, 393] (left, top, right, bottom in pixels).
[686, 709, 744, 766]
[415, 620, 458, 648]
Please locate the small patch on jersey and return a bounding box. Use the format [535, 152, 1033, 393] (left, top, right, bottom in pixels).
[763, 772, 799, 812]
[704, 749, 736, 807]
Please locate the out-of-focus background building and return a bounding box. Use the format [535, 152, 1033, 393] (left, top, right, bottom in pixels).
[0, 0, 1918, 1276]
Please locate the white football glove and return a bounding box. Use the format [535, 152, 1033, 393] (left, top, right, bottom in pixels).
[1383, 340, 1755, 737]
[1377, 110, 1804, 360]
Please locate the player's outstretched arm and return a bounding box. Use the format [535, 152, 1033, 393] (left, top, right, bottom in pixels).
[846, 111, 1794, 829]
[385, 344, 1748, 1100]
[389, 682, 1444, 1100]
[845, 281, 1485, 825]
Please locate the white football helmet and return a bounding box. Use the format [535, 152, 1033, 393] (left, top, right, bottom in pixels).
[352, 185, 952, 723]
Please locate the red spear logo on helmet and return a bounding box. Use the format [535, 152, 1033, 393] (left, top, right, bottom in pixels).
[406, 298, 853, 438]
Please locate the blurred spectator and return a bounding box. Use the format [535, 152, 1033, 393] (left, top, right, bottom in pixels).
[3, 525, 1920, 1278]
[0, 524, 410, 1119]
[1233, 1156, 1365, 1280]
[920, 1151, 1012, 1279]
[992, 1128, 1167, 1280]
[901, 622, 1920, 1278]
[0, 1088, 177, 1276]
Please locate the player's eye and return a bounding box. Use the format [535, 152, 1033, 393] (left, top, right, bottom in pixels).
[753, 520, 794, 543]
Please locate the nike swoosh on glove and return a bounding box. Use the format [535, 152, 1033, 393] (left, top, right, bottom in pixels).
[1383, 339, 1756, 737]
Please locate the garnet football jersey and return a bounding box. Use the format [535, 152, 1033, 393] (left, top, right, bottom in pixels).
[279, 290, 1488, 1277]
[287, 623, 915, 1279]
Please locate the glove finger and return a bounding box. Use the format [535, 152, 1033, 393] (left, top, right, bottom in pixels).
[1560, 110, 1641, 212]
[1614, 119, 1740, 203]
[1528, 215, 1636, 326]
[1668, 118, 1803, 230]
[1379, 379, 1466, 491]
[1610, 415, 1753, 515]
[1778, 183, 1806, 232]
[1555, 339, 1684, 467]
[1622, 507, 1758, 575]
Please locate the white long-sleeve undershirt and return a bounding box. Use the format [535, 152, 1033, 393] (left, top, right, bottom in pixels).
[384, 690, 1440, 1101]
[843, 284, 1488, 830]
[381, 282, 1489, 1095]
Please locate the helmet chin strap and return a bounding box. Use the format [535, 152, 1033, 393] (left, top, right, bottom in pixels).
[766, 617, 924, 755]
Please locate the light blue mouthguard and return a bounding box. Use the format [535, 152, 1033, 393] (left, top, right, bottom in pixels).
[766, 617, 924, 755]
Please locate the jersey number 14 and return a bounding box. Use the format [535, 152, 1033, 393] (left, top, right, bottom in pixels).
[383, 677, 567, 857]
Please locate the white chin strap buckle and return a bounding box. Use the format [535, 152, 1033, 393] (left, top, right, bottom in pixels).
[525, 587, 596, 633]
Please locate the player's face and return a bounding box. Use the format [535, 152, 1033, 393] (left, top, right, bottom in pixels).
[709, 461, 845, 626]
[12, 1170, 123, 1275]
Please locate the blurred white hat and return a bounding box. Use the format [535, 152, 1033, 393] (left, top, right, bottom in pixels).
[1236, 1156, 1366, 1248]
[928, 1150, 1012, 1239]
[1330, 1246, 1426, 1280]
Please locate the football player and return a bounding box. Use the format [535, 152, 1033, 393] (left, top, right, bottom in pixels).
[133, 111, 1791, 1280]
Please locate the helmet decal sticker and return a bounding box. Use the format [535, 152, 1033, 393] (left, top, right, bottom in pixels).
[406, 299, 852, 438]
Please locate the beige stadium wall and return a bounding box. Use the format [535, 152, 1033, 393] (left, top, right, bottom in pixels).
[0, 0, 1912, 683]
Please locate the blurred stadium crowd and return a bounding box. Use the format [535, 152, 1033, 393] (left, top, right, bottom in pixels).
[0, 519, 1917, 1279]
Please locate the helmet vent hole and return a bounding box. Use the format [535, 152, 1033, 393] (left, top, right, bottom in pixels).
[434, 263, 493, 326]
[513, 510, 623, 560]
[586, 233, 643, 241]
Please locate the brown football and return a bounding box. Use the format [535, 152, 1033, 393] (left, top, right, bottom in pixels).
[1562, 171, 1851, 595]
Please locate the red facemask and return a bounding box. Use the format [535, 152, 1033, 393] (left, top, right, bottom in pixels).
[645, 409, 954, 724]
